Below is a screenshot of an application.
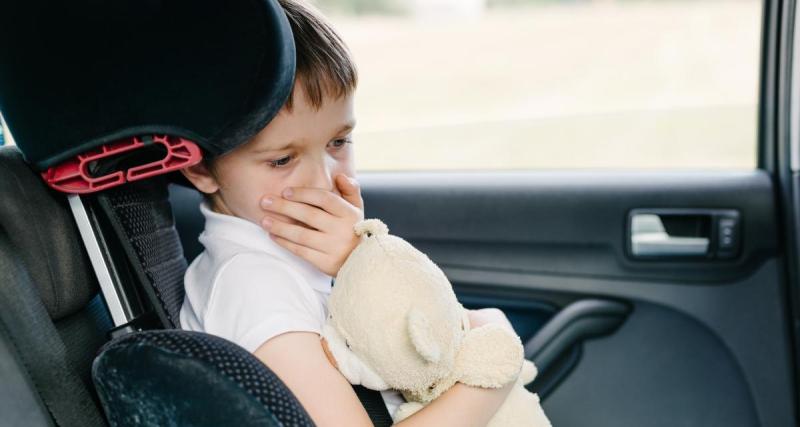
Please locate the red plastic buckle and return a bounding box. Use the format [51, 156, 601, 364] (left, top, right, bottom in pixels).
[42, 135, 202, 194]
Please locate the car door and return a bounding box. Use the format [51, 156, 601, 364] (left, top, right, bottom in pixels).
[339, 0, 796, 426]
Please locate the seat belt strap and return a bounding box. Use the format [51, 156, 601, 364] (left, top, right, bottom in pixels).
[352, 385, 394, 427]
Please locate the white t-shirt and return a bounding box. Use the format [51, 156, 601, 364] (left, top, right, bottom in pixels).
[180, 202, 404, 417]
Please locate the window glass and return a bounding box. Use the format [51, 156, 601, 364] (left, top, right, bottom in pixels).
[315, 0, 762, 171]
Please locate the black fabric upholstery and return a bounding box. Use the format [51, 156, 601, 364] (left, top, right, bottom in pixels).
[0, 0, 295, 170]
[56, 295, 115, 394]
[0, 232, 107, 427]
[94, 330, 315, 427]
[0, 146, 113, 425]
[0, 147, 98, 320]
[0, 326, 53, 427]
[96, 178, 187, 328]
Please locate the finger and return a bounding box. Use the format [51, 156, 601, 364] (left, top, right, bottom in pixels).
[269, 233, 334, 275]
[335, 174, 364, 210]
[261, 196, 334, 231]
[279, 187, 354, 218]
[263, 217, 328, 251]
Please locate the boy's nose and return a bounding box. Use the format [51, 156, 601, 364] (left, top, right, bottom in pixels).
[309, 161, 335, 193]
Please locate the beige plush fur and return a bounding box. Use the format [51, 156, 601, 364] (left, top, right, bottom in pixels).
[322, 219, 551, 426]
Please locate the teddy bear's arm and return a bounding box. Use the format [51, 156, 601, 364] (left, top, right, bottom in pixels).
[455, 324, 525, 389]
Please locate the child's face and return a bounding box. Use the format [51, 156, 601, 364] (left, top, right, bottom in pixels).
[187, 81, 356, 226]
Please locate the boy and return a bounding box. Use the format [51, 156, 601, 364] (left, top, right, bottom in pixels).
[179, 0, 518, 425]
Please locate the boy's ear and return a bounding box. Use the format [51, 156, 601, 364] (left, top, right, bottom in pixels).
[180, 162, 219, 195]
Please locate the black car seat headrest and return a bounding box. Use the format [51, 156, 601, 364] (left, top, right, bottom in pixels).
[0, 0, 297, 332]
[0, 0, 295, 171]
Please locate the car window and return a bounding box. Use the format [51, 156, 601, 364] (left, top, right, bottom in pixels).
[316, 0, 762, 171]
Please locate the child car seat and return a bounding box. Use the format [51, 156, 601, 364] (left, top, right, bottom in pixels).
[0, 0, 354, 425]
[0, 0, 395, 424]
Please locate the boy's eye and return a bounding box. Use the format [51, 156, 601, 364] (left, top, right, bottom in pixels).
[268, 155, 292, 168]
[328, 138, 352, 149]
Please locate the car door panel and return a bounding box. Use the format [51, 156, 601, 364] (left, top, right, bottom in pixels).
[360, 170, 792, 427]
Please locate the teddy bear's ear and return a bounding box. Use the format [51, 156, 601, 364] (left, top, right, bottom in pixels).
[408, 308, 441, 363]
[354, 219, 390, 238]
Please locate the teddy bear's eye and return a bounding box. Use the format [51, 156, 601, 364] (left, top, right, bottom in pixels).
[345, 340, 351, 349]
[428, 383, 436, 391]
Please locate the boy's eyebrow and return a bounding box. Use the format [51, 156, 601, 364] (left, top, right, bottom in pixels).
[251, 141, 296, 154]
[333, 121, 356, 136]
[252, 121, 356, 154]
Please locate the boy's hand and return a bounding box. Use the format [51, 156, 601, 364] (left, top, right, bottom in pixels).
[259, 174, 364, 276]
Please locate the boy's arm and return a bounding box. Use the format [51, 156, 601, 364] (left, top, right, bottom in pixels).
[395, 382, 514, 427]
[254, 332, 374, 427]
[254, 309, 518, 427]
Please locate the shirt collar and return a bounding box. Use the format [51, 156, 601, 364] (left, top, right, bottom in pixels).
[198, 202, 332, 294]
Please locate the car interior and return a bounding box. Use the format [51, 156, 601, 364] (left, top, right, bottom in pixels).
[1, 0, 800, 426]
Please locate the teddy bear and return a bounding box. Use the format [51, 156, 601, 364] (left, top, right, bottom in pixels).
[320, 219, 551, 426]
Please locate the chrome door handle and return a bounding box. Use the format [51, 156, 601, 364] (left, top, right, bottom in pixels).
[631, 214, 709, 256]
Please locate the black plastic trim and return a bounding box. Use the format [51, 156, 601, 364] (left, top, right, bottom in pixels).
[524, 299, 629, 372]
